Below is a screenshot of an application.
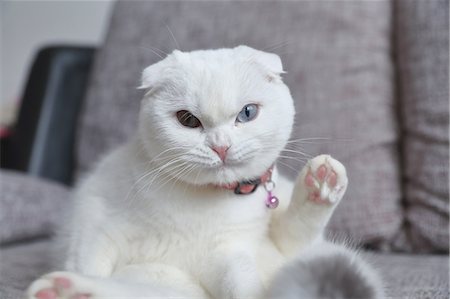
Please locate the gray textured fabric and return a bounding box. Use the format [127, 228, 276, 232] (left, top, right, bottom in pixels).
[1, 238, 448, 298]
[0, 287, 22, 299]
[268, 251, 380, 299]
[369, 253, 450, 299]
[77, 0, 402, 247]
[0, 239, 53, 297]
[0, 170, 70, 244]
[393, 0, 449, 252]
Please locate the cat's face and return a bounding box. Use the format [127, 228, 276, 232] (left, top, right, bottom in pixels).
[138, 46, 295, 186]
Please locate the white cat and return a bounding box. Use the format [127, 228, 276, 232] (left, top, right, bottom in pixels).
[26, 46, 382, 299]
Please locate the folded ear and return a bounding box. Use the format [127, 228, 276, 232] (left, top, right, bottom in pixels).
[235, 45, 285, 82]
[138, 59, 167, 90]
[138, 50, 186, 90]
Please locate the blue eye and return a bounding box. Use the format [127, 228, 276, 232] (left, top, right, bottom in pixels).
[236, 104, 259, 123]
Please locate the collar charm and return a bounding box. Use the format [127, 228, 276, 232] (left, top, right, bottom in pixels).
[263, 170, 279, 209]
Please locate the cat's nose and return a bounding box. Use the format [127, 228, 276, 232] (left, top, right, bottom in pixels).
[211, 145, 229, 162]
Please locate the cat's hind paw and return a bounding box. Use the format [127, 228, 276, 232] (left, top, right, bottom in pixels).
[25, 272, 93, 299]
[303, 155, 348, 205]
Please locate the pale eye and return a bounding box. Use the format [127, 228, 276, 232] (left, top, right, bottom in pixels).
[176, 110, 202, 128]
[236, 104, 258, 123]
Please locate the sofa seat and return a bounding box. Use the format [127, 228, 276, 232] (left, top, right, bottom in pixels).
[1, 238, 448, 298]
[369, 253, 449, 298]
[0, 170, 70, 245]
[0, 239, 53, 298]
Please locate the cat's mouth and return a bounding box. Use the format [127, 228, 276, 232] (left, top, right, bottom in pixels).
[192, 157, 249, 170]
[157, 151, 264, 186]
[210, 162, 263, 184]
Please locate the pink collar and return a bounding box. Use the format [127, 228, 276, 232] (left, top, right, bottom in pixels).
[215, 166, 274, 195]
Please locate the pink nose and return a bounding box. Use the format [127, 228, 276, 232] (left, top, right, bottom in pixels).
[211, 146, 229, 162]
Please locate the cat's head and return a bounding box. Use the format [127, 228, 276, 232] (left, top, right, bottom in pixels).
[138, 45, 295, 186]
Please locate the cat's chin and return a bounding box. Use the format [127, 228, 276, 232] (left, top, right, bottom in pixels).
[175, 163, 271, 187]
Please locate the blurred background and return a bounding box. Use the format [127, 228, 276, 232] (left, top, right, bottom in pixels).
[1, 0, 114, 128]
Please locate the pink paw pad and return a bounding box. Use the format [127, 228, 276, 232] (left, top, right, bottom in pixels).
[309, 191, 326, 204]
[304, 161, 342, 205]
[316, 165, 328, 181]
[327, 170, 337, 187]
[35, 288, 57, 299]
[305, 172, 316, 187]
[54, 277, 72, 289]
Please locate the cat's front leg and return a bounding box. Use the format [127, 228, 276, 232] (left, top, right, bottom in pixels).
[271, 155, 348, 257]
[201, 248, 264, 299]
[26, 235, 120, 298]
[25, 270, 187, 299]
[26, 271, 102, 299]
[61, 194, 122, 277]
[64, 223, 119, 277]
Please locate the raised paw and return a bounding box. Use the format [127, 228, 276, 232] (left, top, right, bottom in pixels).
[303, 155, 348, 205]
[25, 272, 93, 299]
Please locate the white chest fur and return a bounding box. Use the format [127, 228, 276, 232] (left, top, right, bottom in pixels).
[118, 180, 271, 267]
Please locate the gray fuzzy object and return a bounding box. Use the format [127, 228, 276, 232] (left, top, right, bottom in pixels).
[266, 242, 383, 299]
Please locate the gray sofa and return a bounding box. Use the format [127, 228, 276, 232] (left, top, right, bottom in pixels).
[1, 1, 448, 298]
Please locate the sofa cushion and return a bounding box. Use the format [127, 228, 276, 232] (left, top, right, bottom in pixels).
[0, 170, 70, 244]
[1, 238, 448, 298]
[393, 0, 449, 252]
[0, 239, 53, 298]
[368, 252, 449, 298]
[77, 1, 402, 247]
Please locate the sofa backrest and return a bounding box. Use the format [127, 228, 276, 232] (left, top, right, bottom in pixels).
[392, 0, 449, 253]
[77, 1, 447, 251]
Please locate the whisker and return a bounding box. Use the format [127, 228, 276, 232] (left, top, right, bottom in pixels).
[276, 160, 303, 174]
[147, 44, 169, 56]
[131, 151, 184, 187]
[179, 164, 199, 193]
[126, 155, 187, 202]
[156, 163, 194, 193]
[286, 137, 353, 144]
[262, 40, 292, 52]
[145, 158, 186, 189]
[277, 155, 309, 162]
[165, 23, 180, 50]
[280, 148, 313, 158]
[138, 45, 164, 59]
[140, 161, 189, 198]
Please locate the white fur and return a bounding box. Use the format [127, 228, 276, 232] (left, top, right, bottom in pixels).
[26, 46, 380, 299]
